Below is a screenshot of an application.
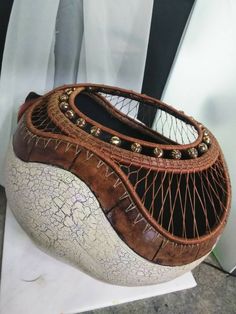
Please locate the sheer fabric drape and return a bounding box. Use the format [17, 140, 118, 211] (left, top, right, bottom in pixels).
[0, 0, 154, 185]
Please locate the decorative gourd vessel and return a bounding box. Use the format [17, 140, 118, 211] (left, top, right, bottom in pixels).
[5, 84, 231, 286]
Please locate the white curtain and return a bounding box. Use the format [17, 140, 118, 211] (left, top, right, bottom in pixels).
[0, 0, 154, 186]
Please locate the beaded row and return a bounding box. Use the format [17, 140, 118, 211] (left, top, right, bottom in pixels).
[58, 88, 211, 159]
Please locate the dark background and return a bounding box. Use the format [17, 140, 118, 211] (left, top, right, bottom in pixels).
[0, 0, 14, 75]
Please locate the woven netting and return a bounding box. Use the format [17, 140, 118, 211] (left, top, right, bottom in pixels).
[94, 89, 228, 239]
[30, 86, 229, 241]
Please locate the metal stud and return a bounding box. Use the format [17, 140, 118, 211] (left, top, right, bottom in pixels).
[59, 102, 69, 112]
[65, 88, 73, 95]
[65, 110, 75, 120]
[153, 147, 163, 158]
[171, 149, 182, 160]
[131, 142, 142, 153]
[59, 94, 69, 102]
[90, 126, 101, 137]
[203, 129, 209, 136]
[76, 118, 86, 128]
[198, 142, 208, 154]
[110, 136, 121, 146]
[203, 135, 211, 145]
[187, 147, 198, 159]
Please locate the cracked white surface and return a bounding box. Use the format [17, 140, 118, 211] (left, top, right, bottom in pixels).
[5, 144, 207, 286]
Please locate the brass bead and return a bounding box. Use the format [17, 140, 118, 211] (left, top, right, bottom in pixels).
[131, 142, 142, 153]
[171, 149, 182, 160]
[110, 136, 121, 146]
[198, 142, 208, 154]
[59, 101, 69, 112]
[59, 94, 69, 102]
[65, 88, 73, 95]
[203, 129, 209, 136]
[203, 135, 211, 145]
[76, 118, 86, 128]
[90, 126, 101, 137]
[187, 147, 198, 159]
[153, 147, 163, 158]
[65, 110, 75, 120]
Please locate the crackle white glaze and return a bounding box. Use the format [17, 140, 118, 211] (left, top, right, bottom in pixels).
[5, 144, 208, 286]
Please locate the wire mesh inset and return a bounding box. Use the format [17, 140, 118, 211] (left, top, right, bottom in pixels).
[31, 102, 66, 135]
[117, 156, 228, 239]
[98, 92, 198, 145]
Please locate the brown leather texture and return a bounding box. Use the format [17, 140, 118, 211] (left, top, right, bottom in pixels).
[12, 83, 231, 266]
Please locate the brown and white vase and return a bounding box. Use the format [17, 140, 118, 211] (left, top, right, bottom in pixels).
[5, 84, 231, 286]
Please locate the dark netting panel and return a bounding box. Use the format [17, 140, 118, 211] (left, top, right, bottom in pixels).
[117, 156, 228, 239]
[98, 91, 198, 145]
[31, 102, 67, 135]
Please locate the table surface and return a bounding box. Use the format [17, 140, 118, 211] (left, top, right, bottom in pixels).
[0, 207, 196, 314]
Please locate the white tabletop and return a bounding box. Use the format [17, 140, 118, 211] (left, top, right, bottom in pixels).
[0, 207, 196, 314]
